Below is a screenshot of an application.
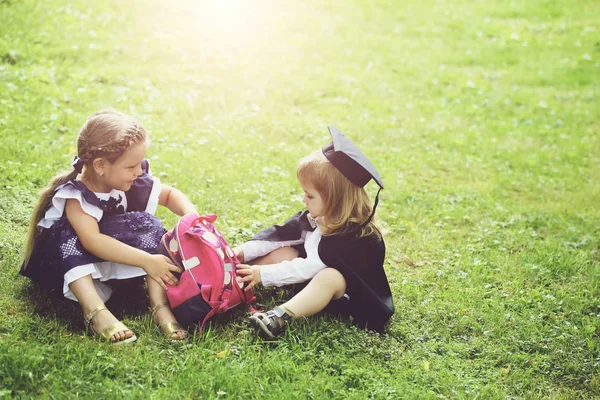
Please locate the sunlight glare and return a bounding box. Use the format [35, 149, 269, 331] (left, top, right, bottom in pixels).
[188, 0, 270, 38]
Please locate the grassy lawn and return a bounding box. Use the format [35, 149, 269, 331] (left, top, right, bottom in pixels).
[1, 0, 599, 398]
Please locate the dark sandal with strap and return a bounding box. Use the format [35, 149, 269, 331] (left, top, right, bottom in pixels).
[84, 305, 137, 345]
[249, 309, 290, 339]
[151, 302, 188, 340]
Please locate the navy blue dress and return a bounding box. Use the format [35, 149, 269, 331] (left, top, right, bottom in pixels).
[20, 160, 166, 302]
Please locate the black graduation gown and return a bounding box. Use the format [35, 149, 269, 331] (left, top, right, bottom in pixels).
[251, 211, 394, 332]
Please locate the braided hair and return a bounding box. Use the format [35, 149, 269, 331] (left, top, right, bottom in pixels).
[77, 109, 147, 165]
[22, 109, 148, 265]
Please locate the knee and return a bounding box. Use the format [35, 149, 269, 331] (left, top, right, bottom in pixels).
[314, 268, 346, 298]
[276, 246, 299, 261]
[251, 246, 298, 265]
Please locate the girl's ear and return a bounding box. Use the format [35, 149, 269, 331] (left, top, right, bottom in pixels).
[92, 157, 106, 176]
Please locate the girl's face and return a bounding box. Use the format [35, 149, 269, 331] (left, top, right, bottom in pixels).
[300, 180, 325, 219]
[101, 141, 148, 192]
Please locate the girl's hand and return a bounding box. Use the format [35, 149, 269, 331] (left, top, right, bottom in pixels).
[233, 246, 244, 263]
[145, 254, 182, 290]
[236, 264, 261, 292]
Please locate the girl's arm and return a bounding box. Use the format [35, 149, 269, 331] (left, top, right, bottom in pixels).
[158, 184, 196, 216]
[65, 199, 181, 289]
[237, 257, 327, 291]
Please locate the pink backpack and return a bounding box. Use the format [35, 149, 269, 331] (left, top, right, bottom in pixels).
[159, 213, 256, 331]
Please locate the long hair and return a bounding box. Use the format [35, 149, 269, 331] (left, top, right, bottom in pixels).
[22, 109, 148, 265]
[297, 151, 380, 238]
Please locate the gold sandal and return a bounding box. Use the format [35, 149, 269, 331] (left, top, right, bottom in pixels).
[84, 305, 137, 345]
[151, 302, 188, 340]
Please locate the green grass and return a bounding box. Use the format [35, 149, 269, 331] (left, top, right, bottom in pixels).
[1, 0, 599, 398]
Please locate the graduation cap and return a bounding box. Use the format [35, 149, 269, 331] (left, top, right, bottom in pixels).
[322, 126, 384, 190]
[322, 126, 383, 226]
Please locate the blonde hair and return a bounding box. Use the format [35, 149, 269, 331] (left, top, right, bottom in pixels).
[22, 109, 148, 265]
[297, 151, 380, 238]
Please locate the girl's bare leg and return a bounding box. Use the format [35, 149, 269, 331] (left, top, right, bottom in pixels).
[283, 268, 347, 317]
[248, 268, 348, 338]
[69, 275, 134, 342]
[147, 278, 187, 339]
[250, 246, 299, 265]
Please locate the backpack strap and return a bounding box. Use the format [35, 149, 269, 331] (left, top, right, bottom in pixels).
[197, 289, 232, 335]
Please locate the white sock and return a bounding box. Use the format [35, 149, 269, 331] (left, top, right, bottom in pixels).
[272, 306, 293, 319]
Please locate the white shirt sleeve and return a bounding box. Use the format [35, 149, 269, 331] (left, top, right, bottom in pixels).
[259, 229, 327, 287]
[37, 183, 103, 229]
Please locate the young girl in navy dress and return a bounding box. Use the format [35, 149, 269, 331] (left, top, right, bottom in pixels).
[235, 126, 394, 338]
[20, 109, 196, 344]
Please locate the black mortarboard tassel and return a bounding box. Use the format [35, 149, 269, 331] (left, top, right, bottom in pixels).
[322, 126, 383, 227]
